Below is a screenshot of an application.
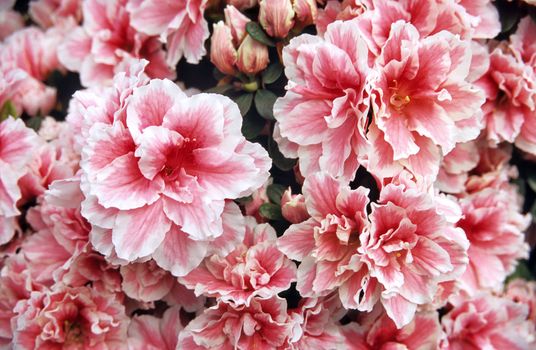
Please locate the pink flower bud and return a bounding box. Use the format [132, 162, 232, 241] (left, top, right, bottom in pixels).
[259, 0, 295, 38]
[293, 0, 317, 25]
[236, 34, 269, 74]
[227, 0, 258, 10]
[210, 21, 237, 75]
[224, 5, 250, 45]
[281, 188, 308, 223]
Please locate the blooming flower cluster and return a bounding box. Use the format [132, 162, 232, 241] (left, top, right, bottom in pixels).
[0, 0, 535, 349]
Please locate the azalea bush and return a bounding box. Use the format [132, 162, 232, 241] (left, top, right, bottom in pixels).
[1, 0, 536, 349]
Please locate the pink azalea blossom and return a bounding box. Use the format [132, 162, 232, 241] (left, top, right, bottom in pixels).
[59, 0, 175, 87]
[288, 295, 347, 349]
[480, 17, 536, 153]
[12, 285, 128, 349]
[127, 0, 210, 66]
[505, 279, 536, 326]
[441, 293, 533, 350]
[0, 27, 62, 116]
[29, 0, 82, 28]
[456, 186, 530, 294]
[274, 19, 370, 181]
[180, 217, 297, 305]
[368, 21, 484, 181]
[177, 296, 293, 349]
[0, 117, 39, 245]
[342, 308, 442, 349]
[120, 260, 175, 302]
[360, 180, 469, 328]
[277, 173, 372, 312]
[80, 74, 271, 276]
[244, 178, 272, 222]
[128, 306, 183, 350]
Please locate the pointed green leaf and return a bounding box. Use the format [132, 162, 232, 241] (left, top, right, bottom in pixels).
[259, 203, 284, 221]
[254, 89, 278, 120]
[246, 22, 275, 47]
[235, 93, 254, 116]
[267, 184, 286, 205]
[262, 63, 283, 85]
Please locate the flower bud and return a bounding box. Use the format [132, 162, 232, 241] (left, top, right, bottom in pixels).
[227, 0, 257, 10]
[293, 0, 317, 25]
[224, 5, 250, 45]
[210, 21, 237, 75]
[236, 34, 269, 75]
[259, 0, 295, 38]
[281, 188, 308, 223]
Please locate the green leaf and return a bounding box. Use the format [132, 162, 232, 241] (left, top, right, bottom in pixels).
[241, 110, 266, 140]
[235, 93, 254, 116]
[254, 89, 278, 120]
[259, 203, 283, 221]
[269, 139, 297, 171]
[26, 116, 42, 132]
[512, 177, 526, 198]
[0, 100, 18, 121]
[267, 184, 286, 205]
[246, 22, 275, 47]
[205, 84, 233, 95]
[262, 63, 283, 85]
[527, 175, 536, 193]
[506, 261, 533, 283]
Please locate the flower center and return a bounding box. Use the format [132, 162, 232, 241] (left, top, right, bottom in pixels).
[390, 93, 411, 110]
[163, 137, 197, 180]
[64, 320, 84, 345]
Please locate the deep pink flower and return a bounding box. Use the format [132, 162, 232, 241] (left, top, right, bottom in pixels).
[12, 286, 128, 349]
[128, 306, 183, 350]
[441, 293, 533, 350]
[128, 0, 210, 66]
[29, 0, 82, 29]
[0, 117, 39, 245]
[180, 218, 297, 305]
[59, 0, 175, 87]
[342, 308, 442, 349]
[80, 75, 271, 276]
[368, 21, 484, 181]
[274, 19, 370, 180]
[456, 186, 530, 294]
[177, 296, 292, 350]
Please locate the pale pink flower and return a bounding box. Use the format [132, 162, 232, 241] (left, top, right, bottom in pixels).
[127, 306, 183, 350]
[0, 9, 24, 40]
[288, 295, 347, 349]
[277, 173, 373, 311]
[177, 296, 293, 350]
[120, 260, 175, 302]
[342, 308, 442, 350]
[441, 293, 533, 350]
[0, 117, 39, 245]
[59, 0, 174, 87]
[0, 254, 43, 346]
[29, 0, 82, 28]
[436, 141, 480, 194]
[80, 76, 271, 276]
[127, 0, 210, 66]
[360, 181, 469, 328]
[316, 0, 368, 35]
[457, 0, 501, 39]
[12, 285, 128, 349]
[274, 19, 370, 181]
[0, 27, 62, 116]
[506, 279, 536, 326]
[481, 17, 536, 152]
[368, 21, 484, 181]
[281, 187, 308, 224]
[180, 217, 297, 305]
[456, 186, 530, 294]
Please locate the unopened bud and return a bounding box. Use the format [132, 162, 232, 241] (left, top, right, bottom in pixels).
[259, 0, 295, 38]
